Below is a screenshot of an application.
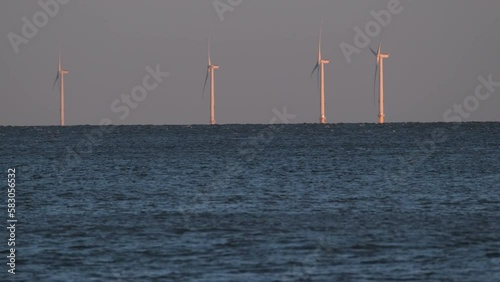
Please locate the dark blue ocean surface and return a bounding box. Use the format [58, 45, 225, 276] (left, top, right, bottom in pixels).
[1, 123, 499, 281]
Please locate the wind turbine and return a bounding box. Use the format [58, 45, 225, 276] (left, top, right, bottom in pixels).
[203, 33, 219, 125]
[53, 46, 69, 126]
[370, 32, 390, 124]
[311, 20, 330, 124]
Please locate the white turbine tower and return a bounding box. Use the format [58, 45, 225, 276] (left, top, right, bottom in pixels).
[311, 20, 330, 124]
[203, 33, 219, 125]
[370, 33, 390, 124]
[53, 47, 69, 126]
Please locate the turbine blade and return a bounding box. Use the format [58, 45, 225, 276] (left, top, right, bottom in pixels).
[311, 63, 319, 78]
[202, 69, 209, 100]
[208, 31, 212, 66]
[58, 44, 62, 72]
[54, 44, 62, 92]
[377, 27, 385, 55]
[318, 19, 324, 61]
[53, 71, 60, 92]
[368, 27, 385, 57]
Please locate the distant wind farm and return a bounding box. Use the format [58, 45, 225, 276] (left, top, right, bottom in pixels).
[50, 27, 393, 126]
[2, 2, 500, 281]
[2, 1, 499, 126]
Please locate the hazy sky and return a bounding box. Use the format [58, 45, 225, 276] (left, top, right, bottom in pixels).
[1, 0, 500, 125]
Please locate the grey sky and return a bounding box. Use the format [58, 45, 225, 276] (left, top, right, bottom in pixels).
[1, 0, 499, 125]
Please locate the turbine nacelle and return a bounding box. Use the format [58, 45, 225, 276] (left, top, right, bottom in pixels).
[377, 53, 390, 64]
[320, 59, 330, 64]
